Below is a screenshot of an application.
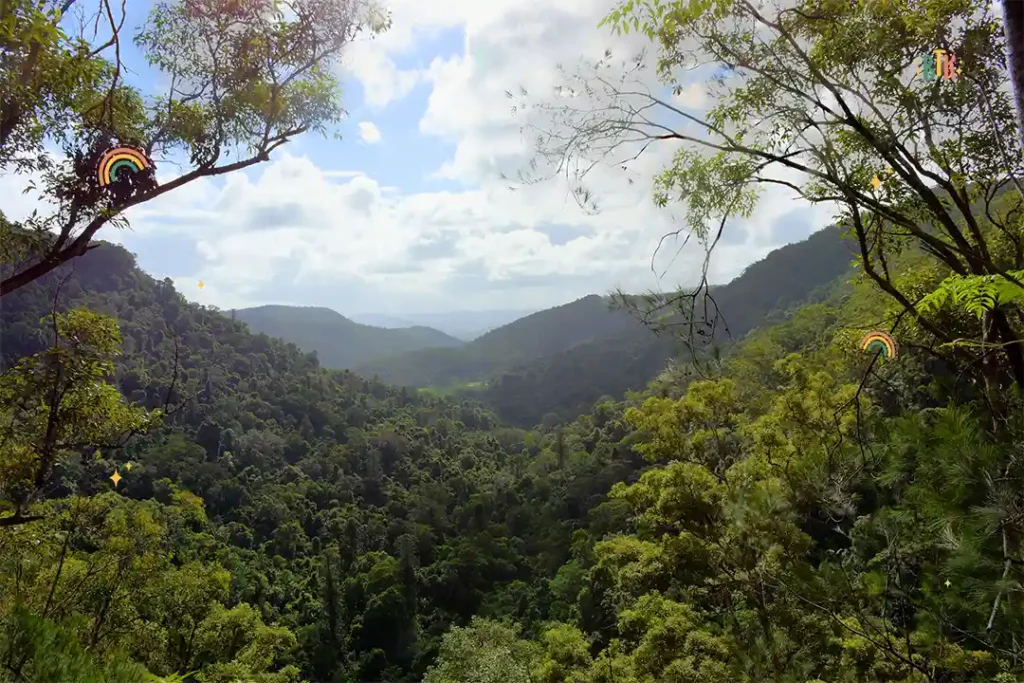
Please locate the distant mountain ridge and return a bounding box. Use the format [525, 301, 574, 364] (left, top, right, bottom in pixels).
[476, 225, 857, 425]
[233, 305, 464, 370]
[358, 225, 858, 426]
[354, 294, 644, 386]
[349, 308, 537, 340]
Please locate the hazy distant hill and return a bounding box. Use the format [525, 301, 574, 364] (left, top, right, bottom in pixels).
[233, 305, 464, 369]
[359, 225, 857, 425]
[349, 308, 536, 340]
[475, 225, 857, 425]
[347, 313, 417, 329]
[355, 295, 643, 386]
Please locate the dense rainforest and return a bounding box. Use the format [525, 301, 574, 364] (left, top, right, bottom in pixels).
[0, 238, 651, 682]
[5, 0, 1024, 681]
[4, 202, 1024, 682]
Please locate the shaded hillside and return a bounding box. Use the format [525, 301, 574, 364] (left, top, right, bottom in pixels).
[478, 332, 677, 426]
[356, 295, 643, 386]
[234, 304, 464, 369]
[464, 225, 858, 426]
[706, 224, 857, 338]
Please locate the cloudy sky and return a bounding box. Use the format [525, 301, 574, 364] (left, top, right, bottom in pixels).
[1, 0, 838, 316]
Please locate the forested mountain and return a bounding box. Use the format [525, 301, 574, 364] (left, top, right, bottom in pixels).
[354, 295, 643, 388]
[7, 206, 1024, 683]
[475, 225, 858, 426]
[359, 225, 856, 427]
[0, 239, 650, 681]
[0, 227, 856, 681]
[350, 309, 536, 340]
[4, 1, 1024, 682]
[233, 305, 465, 370]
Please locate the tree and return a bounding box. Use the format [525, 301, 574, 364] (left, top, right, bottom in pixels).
[0, 493, 301, 681]
[0, 0, 109, 171]
[516, 0, 1024, 390]
[422, 618, 539, 683]
[0, 0, 390, 296]
[0, 309, 157, 525]
[1003, 0, 1024, 141]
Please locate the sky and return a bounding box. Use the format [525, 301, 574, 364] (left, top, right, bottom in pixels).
[0, 0, 840, 317]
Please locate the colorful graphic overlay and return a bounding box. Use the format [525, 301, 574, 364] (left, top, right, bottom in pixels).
[860, 330, 898, 360]
[915, 49, 962, 82]
[97, 146, 151, 187]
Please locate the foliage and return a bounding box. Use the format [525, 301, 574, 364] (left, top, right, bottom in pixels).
[5, 5, 1024, 677]
[422, 229, 1024, 682]
[5, 0, 1024, 680]
[0, 0, 389, 296]
[5, 198, 1024, 682]
[0, 242, 653, 680]
[522, 0, 1024, 392]
[919, 269, 1024, 320]
[0, 493, 302, 681]
[422, 619, 538, 683]
[0, 0, 111, 173]
[0, 308, 158, 523]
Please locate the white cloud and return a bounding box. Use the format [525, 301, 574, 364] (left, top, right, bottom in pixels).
[342, 38, 422, 108]
[358, 121, 383, 144]
[76, 150, 826, 312]
[0, 170, 52, 221]
[0, 0, 840, 314]
[674, 82, 711, 111]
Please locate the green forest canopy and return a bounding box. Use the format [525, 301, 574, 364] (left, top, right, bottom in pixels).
[2, 0, 1024, 681]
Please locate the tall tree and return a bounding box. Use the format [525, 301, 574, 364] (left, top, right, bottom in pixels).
[1003, 0, 1024, 142]
[0, 309, 157, 526]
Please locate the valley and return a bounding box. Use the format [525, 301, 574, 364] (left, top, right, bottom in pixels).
[239, 225, 854, 426]
[348, 310, 537, 341]
[2, 0, 1024, 681]
[2, 207, 1013, 682]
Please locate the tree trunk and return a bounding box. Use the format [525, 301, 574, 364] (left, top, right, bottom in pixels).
[1004, 0, 1024, 145]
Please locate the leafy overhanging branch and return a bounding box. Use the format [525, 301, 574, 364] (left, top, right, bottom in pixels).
[513, 0, 1024, 389]
[0, 0, 391, 297]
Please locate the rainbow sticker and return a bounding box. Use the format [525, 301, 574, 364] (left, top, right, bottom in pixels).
[860, 330, 898, 360]
[97, 145, 151, 187]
